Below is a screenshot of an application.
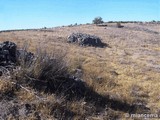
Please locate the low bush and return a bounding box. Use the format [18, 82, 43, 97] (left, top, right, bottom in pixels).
[92, 17, 104, 24]
[12, 46, 69, 92]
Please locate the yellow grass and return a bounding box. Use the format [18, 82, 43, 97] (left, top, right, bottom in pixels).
[0, 23, 159, 119]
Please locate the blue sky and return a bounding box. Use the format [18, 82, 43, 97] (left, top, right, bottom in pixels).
[0, 0, 159, 30]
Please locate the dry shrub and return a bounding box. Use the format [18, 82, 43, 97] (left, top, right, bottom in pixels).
[12, 45, 69, 92]
[0, 77, 17, 101]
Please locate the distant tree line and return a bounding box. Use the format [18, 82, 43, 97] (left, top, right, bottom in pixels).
[92, 16, 160, 24]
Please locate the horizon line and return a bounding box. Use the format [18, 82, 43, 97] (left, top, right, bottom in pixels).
[0, 20, 160, 31]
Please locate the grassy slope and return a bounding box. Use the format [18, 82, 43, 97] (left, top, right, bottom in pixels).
[0, 23, 160, 119]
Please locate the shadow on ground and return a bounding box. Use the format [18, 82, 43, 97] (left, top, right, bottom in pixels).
[30, 76, 150, 114]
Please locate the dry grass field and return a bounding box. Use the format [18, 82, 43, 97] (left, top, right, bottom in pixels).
[0, 23, 160, 119]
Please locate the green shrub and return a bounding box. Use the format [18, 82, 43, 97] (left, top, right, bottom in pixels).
[92, 17, 104, 24]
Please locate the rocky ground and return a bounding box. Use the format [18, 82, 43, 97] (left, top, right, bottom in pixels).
[0, 23, 159, 119]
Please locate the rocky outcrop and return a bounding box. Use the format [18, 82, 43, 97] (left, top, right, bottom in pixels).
[67, 33, 107, 47]
[0, 41, 17, 66]
[0, 41, 34, 67]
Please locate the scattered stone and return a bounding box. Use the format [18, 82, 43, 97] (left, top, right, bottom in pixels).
[0, 41, 34, 73]
[67, 33, 107, 47]
[0, 41, 17, 66]
[17, 49, 34, 63]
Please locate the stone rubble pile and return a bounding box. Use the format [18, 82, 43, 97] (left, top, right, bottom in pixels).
[67, 33, 106, 47]
[0, 41, 33, 67]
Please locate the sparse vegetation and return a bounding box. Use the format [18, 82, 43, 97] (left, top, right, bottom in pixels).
[0, 44, 136, 119]
[0, 22, 159, 119]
